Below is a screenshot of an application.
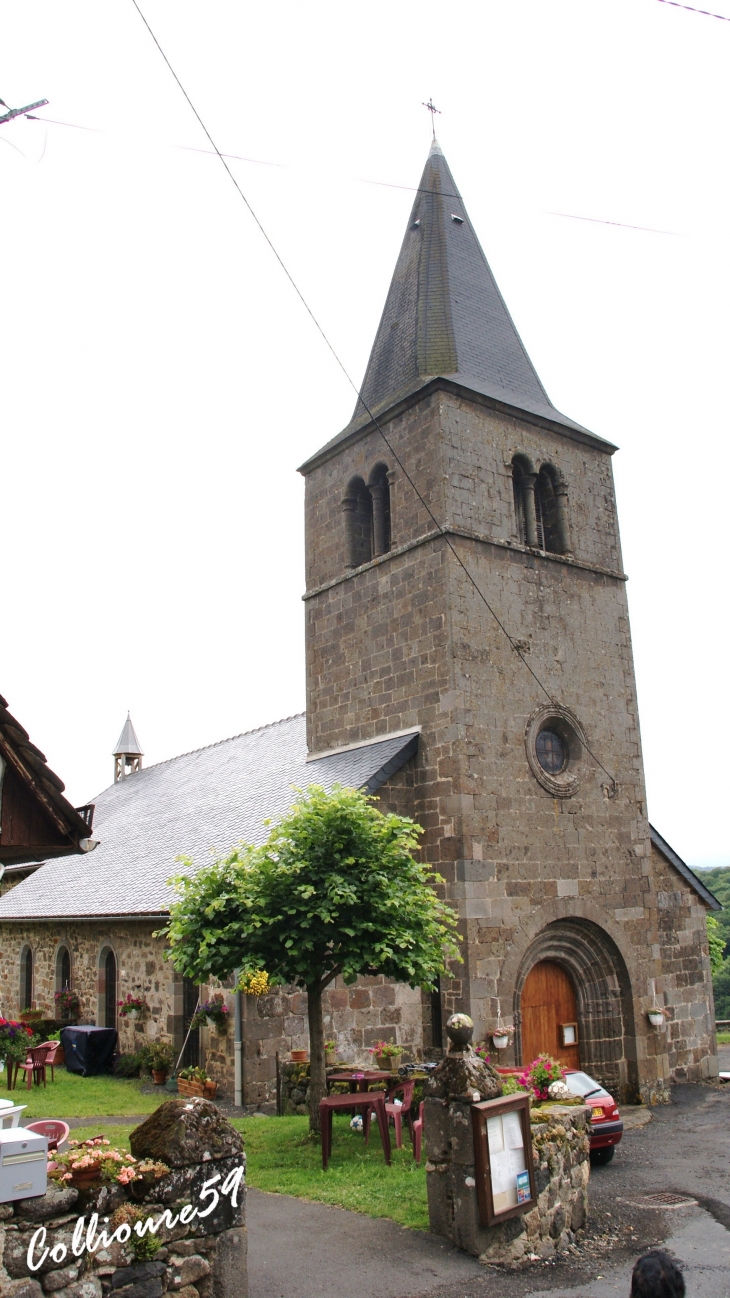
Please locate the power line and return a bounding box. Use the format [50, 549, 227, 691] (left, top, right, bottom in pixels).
[657, 0, 730, 19]
[129, 0, 619, 795]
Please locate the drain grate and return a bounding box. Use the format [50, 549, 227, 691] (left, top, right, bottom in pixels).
[627, 1192, 697, 1210]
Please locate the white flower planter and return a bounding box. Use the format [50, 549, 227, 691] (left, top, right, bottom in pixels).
[648, 1011, 665, 1027]
[127, 1009, 138, 1020]
[491, 1033, 509, 1050]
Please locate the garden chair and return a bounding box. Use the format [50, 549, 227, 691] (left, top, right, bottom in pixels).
[0, 1099, 27, 1129]
[26, 1120, 70, 1152]
[365, 1079, 415, 1150]
[16, 1045, 50, 1090]
[37, 1042, 60, 1082]
[411, 1100, 425, 1164]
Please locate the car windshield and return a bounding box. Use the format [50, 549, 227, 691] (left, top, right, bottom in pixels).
[564, 1071, 610, 1100]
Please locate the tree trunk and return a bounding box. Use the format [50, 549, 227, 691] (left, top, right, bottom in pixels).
[307, 982, 326, 1135]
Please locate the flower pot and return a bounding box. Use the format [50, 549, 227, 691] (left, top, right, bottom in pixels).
[151, 1069, 168, 1085]
[491, 1034, 509, 1050]
[376, 1054, 401, 1071]
[290, 1050, 308, 1063]
[648, 1011, 665, 1027]
[55, 1047, 65, 1067]
[69, 1164, 102, 1189]
[324, 1052, 336, 1067]
[178, 1077, 205, 1097]
[126, 1009, 138, 1020]
[203, 1080, 218, 1099]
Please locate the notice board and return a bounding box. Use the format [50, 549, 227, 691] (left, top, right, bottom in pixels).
[471, 1092, 536, 1226]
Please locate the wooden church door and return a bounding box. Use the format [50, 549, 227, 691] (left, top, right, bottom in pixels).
[521, 960, 580, 1069]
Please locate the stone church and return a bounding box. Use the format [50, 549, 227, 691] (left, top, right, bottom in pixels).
[0, 140, 719, 1106]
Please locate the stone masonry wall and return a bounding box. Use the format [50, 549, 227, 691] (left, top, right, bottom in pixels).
[302, 388, 717, 1100]
[425, 1097, 590, 1267]
[0, 922, 422, 1109]
[0, 1098, 246, 1298]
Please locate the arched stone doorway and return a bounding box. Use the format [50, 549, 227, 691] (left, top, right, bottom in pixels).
[513, 918, 639, 1102]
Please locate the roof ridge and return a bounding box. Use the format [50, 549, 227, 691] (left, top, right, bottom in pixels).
[92, 712, 307, 797]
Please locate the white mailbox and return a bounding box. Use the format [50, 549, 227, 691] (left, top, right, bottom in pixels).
[0, 1127, 48, 1203]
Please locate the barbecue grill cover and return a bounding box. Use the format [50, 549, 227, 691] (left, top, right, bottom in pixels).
[61, 1025, 118, 1076]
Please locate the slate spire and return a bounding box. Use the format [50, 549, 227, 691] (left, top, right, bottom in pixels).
[113, 712, 143, 783]
[345, 140, 585, 438]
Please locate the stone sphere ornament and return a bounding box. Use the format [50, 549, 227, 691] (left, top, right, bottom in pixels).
[446, 1012, 474, 1051]
[547, 1080, 572, 1102]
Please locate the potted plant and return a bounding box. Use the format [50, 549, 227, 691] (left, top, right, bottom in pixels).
[191, 994, 230, 1036]
[647, 980, 668, 1028]
[369, 1040, 402, 1071]
[118, 992, 149, 1022]
[238, 969, 270, 996]
[489, 999, 515, 1051]
[324, 1039, 337, 1067]
[54, 989, 81, 1022]
[48, 1137, 169, 1192]
[148, 1041, 175, 1085]
[519, 1054, 565, 1102]
[290, 1049, 308, 1063]
[177, 1065, 216, 1098]
[0, 1016, 37, 1088]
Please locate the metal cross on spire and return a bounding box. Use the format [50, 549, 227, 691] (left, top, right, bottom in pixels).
[422, 98, 441, 138]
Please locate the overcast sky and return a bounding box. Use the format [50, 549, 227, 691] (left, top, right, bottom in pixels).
[2, 0, 728, 869]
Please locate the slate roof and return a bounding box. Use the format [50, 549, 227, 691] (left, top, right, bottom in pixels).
[301, 141, 611, 473]
[0, 715, 419, 920]
[650, 825, 721, 911]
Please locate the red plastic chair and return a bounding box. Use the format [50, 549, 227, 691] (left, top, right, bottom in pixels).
[37, 1042, 60, 1082]
[411, 1100, 425, 1163]
[385, 1080, 415, 1150]
[16, 1045, 49, 1090]
[26, 1120, 70, 1152]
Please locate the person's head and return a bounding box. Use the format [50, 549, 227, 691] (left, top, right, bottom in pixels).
[630, 1250, 685, 1298]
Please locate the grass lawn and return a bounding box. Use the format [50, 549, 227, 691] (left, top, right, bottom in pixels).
[1, 1065, 162, 1119]
[47, 1110, 429, 1231]
[717, 1031, 730, 1044]
[234, 1115, 427, 1230]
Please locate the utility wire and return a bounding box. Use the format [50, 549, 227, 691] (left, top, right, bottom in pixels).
[130, 0, 618, 794]
[657, 0, 730, 19]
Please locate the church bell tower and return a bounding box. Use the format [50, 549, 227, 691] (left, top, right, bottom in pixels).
[298, 140, 717, 1103]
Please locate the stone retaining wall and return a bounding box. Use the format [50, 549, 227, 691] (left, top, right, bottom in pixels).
[425, 1098, 590, 1268]
[0, 1100, 246, 1298]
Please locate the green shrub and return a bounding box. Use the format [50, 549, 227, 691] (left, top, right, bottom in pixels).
[114, 1053, 143, 1078]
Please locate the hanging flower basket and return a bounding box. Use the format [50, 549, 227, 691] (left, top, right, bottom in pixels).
[118, 994, 149, 1020]
[191, 994, 230, 1035]
[491, 1033, 510, 1051]
[648, 1009, 667, 1027]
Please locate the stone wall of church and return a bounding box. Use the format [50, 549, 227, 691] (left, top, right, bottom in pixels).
[0, 920, 423, 1108]
[302, 389, 718, 1101]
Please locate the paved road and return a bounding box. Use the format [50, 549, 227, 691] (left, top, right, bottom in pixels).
[247, 1083, 730, 1298]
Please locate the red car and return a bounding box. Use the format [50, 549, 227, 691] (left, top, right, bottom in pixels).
[563, 1069, 623, 1165]
[496, 1066, 623, 1165]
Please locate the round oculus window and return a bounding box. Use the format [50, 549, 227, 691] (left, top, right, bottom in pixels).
[535, 729, 566, 775]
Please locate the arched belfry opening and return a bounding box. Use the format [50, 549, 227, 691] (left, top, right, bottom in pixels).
[513, 919, 638, 1102]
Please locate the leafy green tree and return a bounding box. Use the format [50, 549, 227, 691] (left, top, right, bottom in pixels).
[161, 785, 461, 1132]
[708, 915, 725, 976]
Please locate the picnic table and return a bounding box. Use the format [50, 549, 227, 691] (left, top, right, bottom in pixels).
[327, 1069, 394, 1093]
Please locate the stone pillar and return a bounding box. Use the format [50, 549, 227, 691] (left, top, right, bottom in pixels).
[341, 491, 359, 568]
[521, 474, 539, 548]
[553, 486, 572, 555]
[370, 483, 388, 557]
